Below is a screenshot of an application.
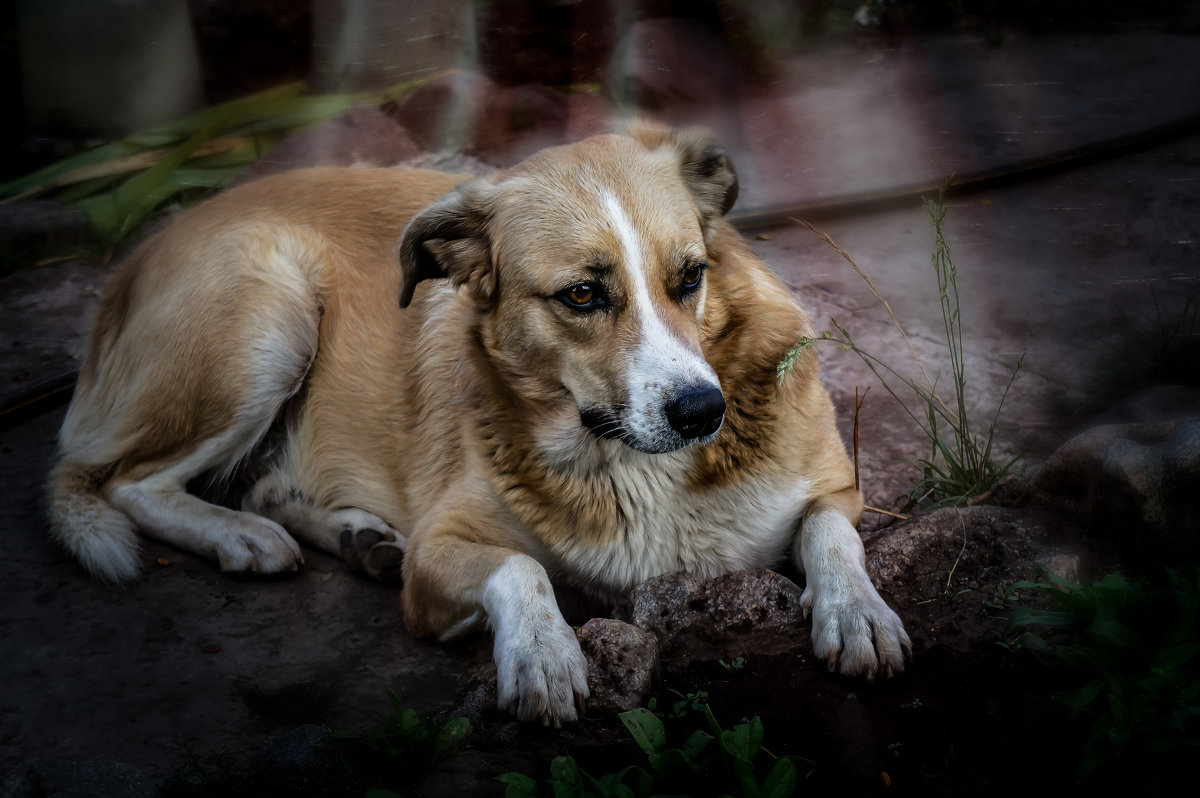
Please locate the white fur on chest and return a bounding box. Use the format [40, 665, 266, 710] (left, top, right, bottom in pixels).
[539, 432, 811, 598]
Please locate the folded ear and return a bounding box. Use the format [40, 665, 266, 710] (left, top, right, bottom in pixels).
[626, 123, 739, 239]
[397, 178, 495, 308]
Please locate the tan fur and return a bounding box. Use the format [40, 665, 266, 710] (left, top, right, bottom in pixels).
[48, 127, 910, 725]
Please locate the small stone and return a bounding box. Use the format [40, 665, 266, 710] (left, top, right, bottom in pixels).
[576, 618, 658, 713]
[1038, 553, 1081, 583]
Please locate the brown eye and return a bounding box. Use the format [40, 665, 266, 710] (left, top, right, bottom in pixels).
[681, 263, 706, 293]
[566, 284, 594, 305]
[557, 282, 608, 311]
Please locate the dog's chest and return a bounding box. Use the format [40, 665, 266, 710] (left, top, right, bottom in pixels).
[546, 451, 811, 597]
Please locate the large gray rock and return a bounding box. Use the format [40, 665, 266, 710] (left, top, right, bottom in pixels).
[1034, 417, 1200, 556]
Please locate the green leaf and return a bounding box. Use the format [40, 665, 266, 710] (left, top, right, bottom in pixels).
[620, 708, 667, 757]
[1068, 679, 1107, 715]
[721, 717, 764, 764]
[655, 747, 694, 782]
[435, 716, 470, 756]
[761, 757, 798, 798]
[1155, 642, 1200, 673]
[550, 756, 583, 796]
[497, 772, 540, 798]
[680, 729, 715, 762]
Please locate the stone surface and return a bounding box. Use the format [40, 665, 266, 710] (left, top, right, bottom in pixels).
[576, 618, 658, 713]
[0, 759, 155, 798]
[1034, 418, 1200, 556]
[249, 723, 335, 778]
[626, 570, 808, 663]
[864, 506, 1036, 598]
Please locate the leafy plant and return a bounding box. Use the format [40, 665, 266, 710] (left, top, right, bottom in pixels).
[1, 76, 435, 247]
[498, 702, 805, 798]
[332, 688, 470, 797]
[778, 182, 1022, 510]
[1003, 569, 1200, 780]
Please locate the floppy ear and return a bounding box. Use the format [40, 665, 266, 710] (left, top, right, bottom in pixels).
[627, 123, 739, 239]
[397, 179, 495, 308]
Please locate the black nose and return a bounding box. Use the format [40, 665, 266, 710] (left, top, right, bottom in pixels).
[665, 385, 726, 439]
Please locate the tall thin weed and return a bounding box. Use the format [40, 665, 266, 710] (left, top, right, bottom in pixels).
[778, 182, 1022, 510]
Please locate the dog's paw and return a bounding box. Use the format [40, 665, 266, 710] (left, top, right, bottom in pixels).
[340, 519, 405, 586]
[493, 615, 591, 727]
[217, 513, 304, 574]
[802, 578, 912, 681]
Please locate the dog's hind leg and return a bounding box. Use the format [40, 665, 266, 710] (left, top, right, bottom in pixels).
[104, 432, 305, 575]
[50, 224, 326, 579]
[243, 471, 406, 584]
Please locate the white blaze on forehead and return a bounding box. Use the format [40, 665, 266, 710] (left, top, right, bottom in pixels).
[600, 191, 718, 442]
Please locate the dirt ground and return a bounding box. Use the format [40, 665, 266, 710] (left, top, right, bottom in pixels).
[3, 4, 1199, 796]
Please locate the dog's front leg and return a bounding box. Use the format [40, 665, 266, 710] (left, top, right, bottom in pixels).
[402, 533, 589, 726]
[794, 489, 911, 680]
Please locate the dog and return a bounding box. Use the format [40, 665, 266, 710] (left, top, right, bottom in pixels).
[47, 124, 910, 726]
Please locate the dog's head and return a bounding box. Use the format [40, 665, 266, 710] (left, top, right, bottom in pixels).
[397, 125, 739, 455]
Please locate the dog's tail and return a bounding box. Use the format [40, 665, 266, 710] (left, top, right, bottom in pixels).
[46, 459, 141, 582]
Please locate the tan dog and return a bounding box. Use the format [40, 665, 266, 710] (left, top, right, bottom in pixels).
[47, 125, 910, 726]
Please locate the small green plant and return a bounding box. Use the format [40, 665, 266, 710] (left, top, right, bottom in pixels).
[498, 702, 806, 798]
[718, 656, 746, 672]
[778, 182, 1022, 510]
[655, 689, 711, 718]
[332, 688, 470, 797]
[1003, 569, 1200, 780]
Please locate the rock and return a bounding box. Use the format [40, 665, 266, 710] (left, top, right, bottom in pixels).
[1088, 385, 1200, 426]
[608, 17, 743, 112]
[473, 84, 570, 165]
[390, 73, 592, 165]
[626, 570, 808, 664]
[863, 506, 1036, 595]
[1034, 417, 1200, 557]
[394, 151, 494, 177]
[234, 105, 422, 184]
[1036, 553, 1081, 583]
[576, 618, 658, 713]
[0, 759, 155, 798]
[389, 71, 496, 153]
[250, 723, 335, 781]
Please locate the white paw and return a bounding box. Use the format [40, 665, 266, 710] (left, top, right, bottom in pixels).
[484, 555, 591, 725]
[802, 577, 911, 681]
[493, 613, 590, 727]
[217, 513, 303, 574]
